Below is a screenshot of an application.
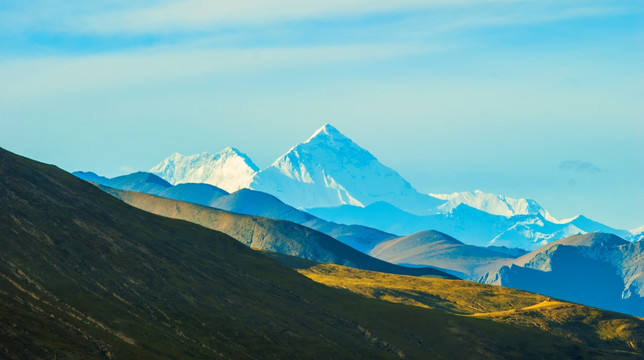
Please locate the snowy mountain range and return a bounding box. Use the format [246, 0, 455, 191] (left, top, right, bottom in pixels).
[151, 124, 443, 214]
[430, 190, 558, 222]
[143, 123, 635, 250]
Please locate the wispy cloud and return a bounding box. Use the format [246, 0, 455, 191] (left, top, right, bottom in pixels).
[1, 0, 630, 37]
[0, 43, 434, 102]
[0, 0, 501, 34]
[72, 0, 508, 34]
[559, 160, 603, 174]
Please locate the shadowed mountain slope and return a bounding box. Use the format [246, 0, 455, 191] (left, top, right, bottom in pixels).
[103, 186, 451, 278]
[74, 171, 397, 252]
[2, 147, 643, 359]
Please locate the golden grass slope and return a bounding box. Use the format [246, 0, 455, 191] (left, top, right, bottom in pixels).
[269, 253, 644, 353]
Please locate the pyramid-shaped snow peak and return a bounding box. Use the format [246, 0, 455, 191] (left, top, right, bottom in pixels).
[249, 124, 443, 213]
[150, 147, 259, 192]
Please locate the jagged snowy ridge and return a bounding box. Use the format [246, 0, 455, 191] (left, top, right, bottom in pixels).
[150, 147, 259, 193]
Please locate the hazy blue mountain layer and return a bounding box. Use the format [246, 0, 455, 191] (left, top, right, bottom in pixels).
[480, 233, 644, 317]
[74, 171, 397, 252]
[308, 202, 630, 250]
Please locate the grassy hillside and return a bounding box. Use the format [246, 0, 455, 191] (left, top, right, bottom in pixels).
[269, 253, 644, 354]
[1, 146, 643, 359]
[102, 186, 453, 278]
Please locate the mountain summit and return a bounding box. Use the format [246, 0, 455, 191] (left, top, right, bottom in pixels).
[250, 124, 443, 212]
[306, 123, 347, 142]
[150, 147, 258, 192]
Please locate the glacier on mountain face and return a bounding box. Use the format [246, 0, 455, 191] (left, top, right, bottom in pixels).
[150, 147, 259, 193]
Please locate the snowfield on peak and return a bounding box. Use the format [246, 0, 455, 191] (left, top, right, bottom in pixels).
[249, 124, 443, 213]
[630, 225, 644, 236]
[628, 225, 644, 242]
[150, 147, 259, 192]
[430, 190, 557, 222]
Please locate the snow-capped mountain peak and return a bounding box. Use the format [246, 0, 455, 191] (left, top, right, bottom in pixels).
[150, 147, 259, 192]
[305, 123, 348, 142]
[250, 124, 443, 212]
[630, 225, 644, 242]
[430, 189, 557, 222]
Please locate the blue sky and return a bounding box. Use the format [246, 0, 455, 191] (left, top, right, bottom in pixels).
[1, 0, 642, 229]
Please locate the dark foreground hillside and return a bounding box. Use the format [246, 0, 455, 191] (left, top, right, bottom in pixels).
[0, 147, 642, 359]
